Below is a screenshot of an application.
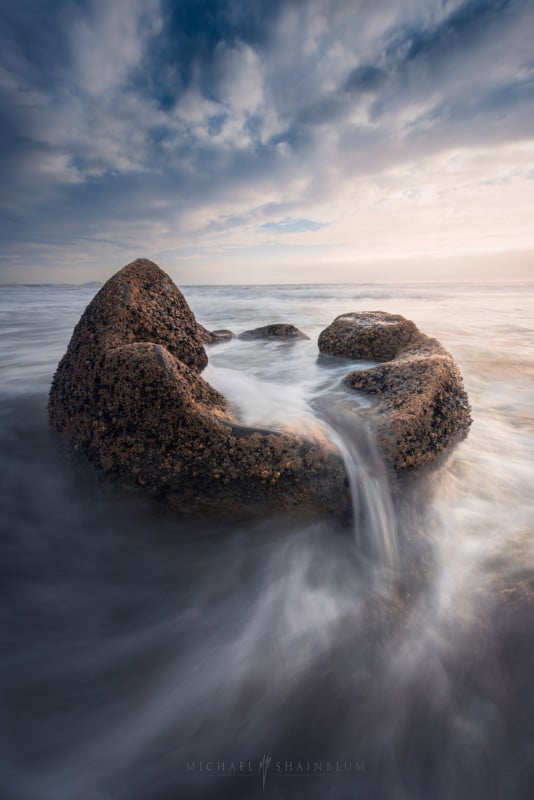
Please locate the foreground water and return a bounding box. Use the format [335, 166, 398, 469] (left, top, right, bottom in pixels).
[1, 281, 534, 800]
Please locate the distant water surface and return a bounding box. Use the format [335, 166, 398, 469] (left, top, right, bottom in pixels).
[1, 281, 534, 800]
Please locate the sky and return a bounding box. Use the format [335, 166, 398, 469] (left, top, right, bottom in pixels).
[0, 0, 533, 284]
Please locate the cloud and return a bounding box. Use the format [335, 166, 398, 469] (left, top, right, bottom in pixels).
[345, 65, 387, 95]
[0, 0, 533, 281]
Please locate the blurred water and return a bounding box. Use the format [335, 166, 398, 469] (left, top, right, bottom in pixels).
[1, 281, 534, 800]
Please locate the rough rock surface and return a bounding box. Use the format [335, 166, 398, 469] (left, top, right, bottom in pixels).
[318, 311, 417, 361]
[49, 259, 348, 517]
[238, 323, 309, 341]
[318, 311, 471, 472]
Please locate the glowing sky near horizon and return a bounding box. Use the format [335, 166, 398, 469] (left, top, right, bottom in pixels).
[1, 0, 533, 283]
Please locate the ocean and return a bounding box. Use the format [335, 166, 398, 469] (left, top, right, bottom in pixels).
[1, 281, 534, 799]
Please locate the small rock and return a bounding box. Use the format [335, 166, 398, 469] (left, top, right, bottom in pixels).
[199, 327, 235, 345]
[209, 329, 235, 343]
[238, 323, 309, 341]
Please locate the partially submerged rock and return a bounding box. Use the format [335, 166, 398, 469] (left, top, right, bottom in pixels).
[49, 259, 347, 518]
[209, 329, 235, 343]
[238, 323, 309, 341]
[200, 327, 235, 345]
[318, 311, 471, 472]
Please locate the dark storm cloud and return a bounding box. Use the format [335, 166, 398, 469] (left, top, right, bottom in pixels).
[0, 0, 533, 278]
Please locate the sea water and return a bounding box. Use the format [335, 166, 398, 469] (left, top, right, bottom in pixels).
[1, 281, 533, 799]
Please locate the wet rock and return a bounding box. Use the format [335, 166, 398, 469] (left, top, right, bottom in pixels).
[209, 329, 235, 344]
[198, 327, 235, 345]
[318, 311, 417, 361]
[238, 323, 309, 341]
[49, 259, 348, 518]
[318, 311, 471, 472]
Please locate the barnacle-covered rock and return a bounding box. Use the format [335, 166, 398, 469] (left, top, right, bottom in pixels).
[319, 311, 471, 472]
[49, 259, 348, 518]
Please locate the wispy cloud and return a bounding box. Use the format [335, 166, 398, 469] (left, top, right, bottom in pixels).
[0, 0, 533, 281]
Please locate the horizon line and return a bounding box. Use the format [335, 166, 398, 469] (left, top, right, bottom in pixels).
[1, 278, 534, 288]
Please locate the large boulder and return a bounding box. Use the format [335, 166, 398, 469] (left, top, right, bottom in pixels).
[49, 259, 348, 518]
[318, 311, 471, 472]
[318, 311, 418, 361]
